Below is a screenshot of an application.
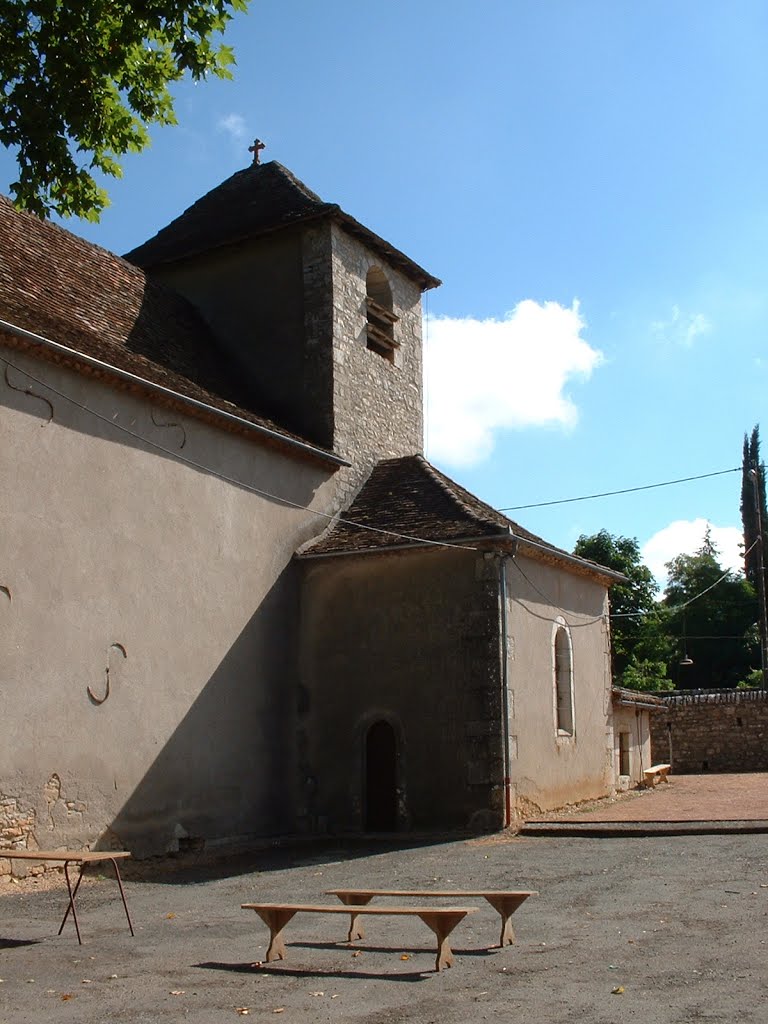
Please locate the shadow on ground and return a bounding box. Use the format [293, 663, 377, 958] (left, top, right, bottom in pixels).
[195, 960, 432, 981]
[118, 834, 478, 886]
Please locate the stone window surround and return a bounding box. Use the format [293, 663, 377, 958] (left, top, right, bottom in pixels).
[552, 617, 576, 741]
[364, 265, 399, 362]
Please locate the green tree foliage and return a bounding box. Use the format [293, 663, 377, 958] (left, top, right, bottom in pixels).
[663, 527, 758, 690]
[620, 659, 674, 693]
[0, 0, 249, 220]
[741, 427, 768, 688]
[573, 530, 671, 690]
[740, 425, 767, 587]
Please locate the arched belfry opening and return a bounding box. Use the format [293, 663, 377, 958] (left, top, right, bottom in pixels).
[364, 719, 398, 831]
[365, 267, 398, 362]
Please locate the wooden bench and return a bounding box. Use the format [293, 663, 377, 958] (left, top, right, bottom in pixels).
[241, 902, 477, 971]
[643, 764, 671, 787]
[325, 888, 538, 948]
[1, 850, 133, 945]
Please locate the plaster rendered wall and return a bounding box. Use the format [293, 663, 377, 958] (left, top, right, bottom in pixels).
[149, 221, 426, 501]
[612, 705, 653, 786]
[649, 691, 768, 773]
[0, 347, 345, 868]
[298, 548, 505, 833]
[505, 555, 614, 816]
[146, 231, 335, 448]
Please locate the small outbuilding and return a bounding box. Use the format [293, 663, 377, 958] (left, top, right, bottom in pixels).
[611, 687, 666, 789]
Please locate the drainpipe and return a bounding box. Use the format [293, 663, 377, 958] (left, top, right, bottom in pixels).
[499, 554, 512, 828]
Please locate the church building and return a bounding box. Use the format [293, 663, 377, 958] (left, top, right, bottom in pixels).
[1, 157, 623, 862]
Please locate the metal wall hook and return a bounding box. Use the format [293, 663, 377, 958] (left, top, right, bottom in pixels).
[150, 409, 186, 449]
[87, 643, 127, 705]
[4, 365, 54, 423]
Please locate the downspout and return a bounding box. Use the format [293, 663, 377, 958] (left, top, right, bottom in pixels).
[499, 554, 512, 827]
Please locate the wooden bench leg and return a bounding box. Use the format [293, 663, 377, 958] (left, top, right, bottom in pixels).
[336, 894, 374, 942]
[417, 911, 468, 972]
[253, 909, 297, 962]
[484, 894, 529, 947]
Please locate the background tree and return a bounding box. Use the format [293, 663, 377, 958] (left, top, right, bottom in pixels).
[740, 425, 767, 588]
[741, 424, 768, 684]
[0, 0, 249, 221]
[662, 528, 758, 690]
[573, 530, 672, 690]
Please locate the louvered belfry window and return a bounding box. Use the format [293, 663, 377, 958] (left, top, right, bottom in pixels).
[365, 267, 399, 362]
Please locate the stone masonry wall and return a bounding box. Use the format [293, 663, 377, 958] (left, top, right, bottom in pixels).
[328, 223, 425, 503]
[650, 690, 768, 773]
[299, 547, 505, 833]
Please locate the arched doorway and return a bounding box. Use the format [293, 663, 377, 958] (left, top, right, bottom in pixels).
[364, 720, 398, 832]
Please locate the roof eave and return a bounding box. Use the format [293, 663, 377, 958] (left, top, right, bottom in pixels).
[611, 687, 666, 710]
[333, 210, 441, 291]
[297, 529, 516, 560]
[516, 536, 628, 585]
[127, 205, 441, 293]
[0, 317, 350, 469]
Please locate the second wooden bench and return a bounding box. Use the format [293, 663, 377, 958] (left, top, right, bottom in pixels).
[325, 888, 538, 948]
[643, 763, 671, 787]
[241, 902, 477, 971]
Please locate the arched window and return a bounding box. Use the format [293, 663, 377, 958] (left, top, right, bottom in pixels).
[554, 624, 574, 736]
[365, 267, 398, 362]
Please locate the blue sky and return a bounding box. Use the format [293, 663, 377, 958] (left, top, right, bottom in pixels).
[2, 0, 766, 586]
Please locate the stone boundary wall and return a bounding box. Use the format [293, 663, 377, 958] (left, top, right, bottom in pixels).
[650, 690, 768, 773]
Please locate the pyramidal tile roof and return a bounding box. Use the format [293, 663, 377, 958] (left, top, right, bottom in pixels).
[124, 161, 440, 290]
[299, 454, 621, 582]
[0, 195, 337, 459]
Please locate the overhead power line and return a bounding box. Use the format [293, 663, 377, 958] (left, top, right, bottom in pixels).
[498, 467, 741, 513]
[0, 355, 480, 554]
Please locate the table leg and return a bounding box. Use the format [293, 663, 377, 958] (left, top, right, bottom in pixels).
[336, 895, 374, 941]
[484, 895, 529, 947]
[109, 858, 135, 936]
[254, 909, 297, 962]
[417, 911, 468, 972]
[58, 862, 84, 944]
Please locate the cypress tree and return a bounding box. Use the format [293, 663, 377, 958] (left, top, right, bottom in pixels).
[741, 424, 768, 685]
[741, 425, 768, 590]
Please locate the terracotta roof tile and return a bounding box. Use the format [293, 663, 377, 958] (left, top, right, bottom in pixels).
[0, 195, 337, 459]
[612, 687, 667, 708]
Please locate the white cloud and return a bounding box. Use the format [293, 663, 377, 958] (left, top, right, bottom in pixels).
[217, 113, 248, 143]
[641, 518, 743, 591]
[650, 305, 713, 347]
[424, 299, 602, 467]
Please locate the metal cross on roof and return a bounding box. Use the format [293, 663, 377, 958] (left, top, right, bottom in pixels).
[248, 138, 266, 165]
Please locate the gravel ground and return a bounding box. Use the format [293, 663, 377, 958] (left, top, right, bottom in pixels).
[1, 831, 767, 1024]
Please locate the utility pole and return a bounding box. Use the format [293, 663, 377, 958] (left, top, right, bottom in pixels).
[749, 466, 768, 688]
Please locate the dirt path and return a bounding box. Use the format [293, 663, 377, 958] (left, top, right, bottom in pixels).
[531, 773, 768, 822]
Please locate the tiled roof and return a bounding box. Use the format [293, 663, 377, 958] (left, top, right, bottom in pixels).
[0, 195, 338, 461]
[299, 455, 618, 582]
[612, 687, 667, 708]
[124, 161, 441, 291]
[301, 454, 514, 554]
